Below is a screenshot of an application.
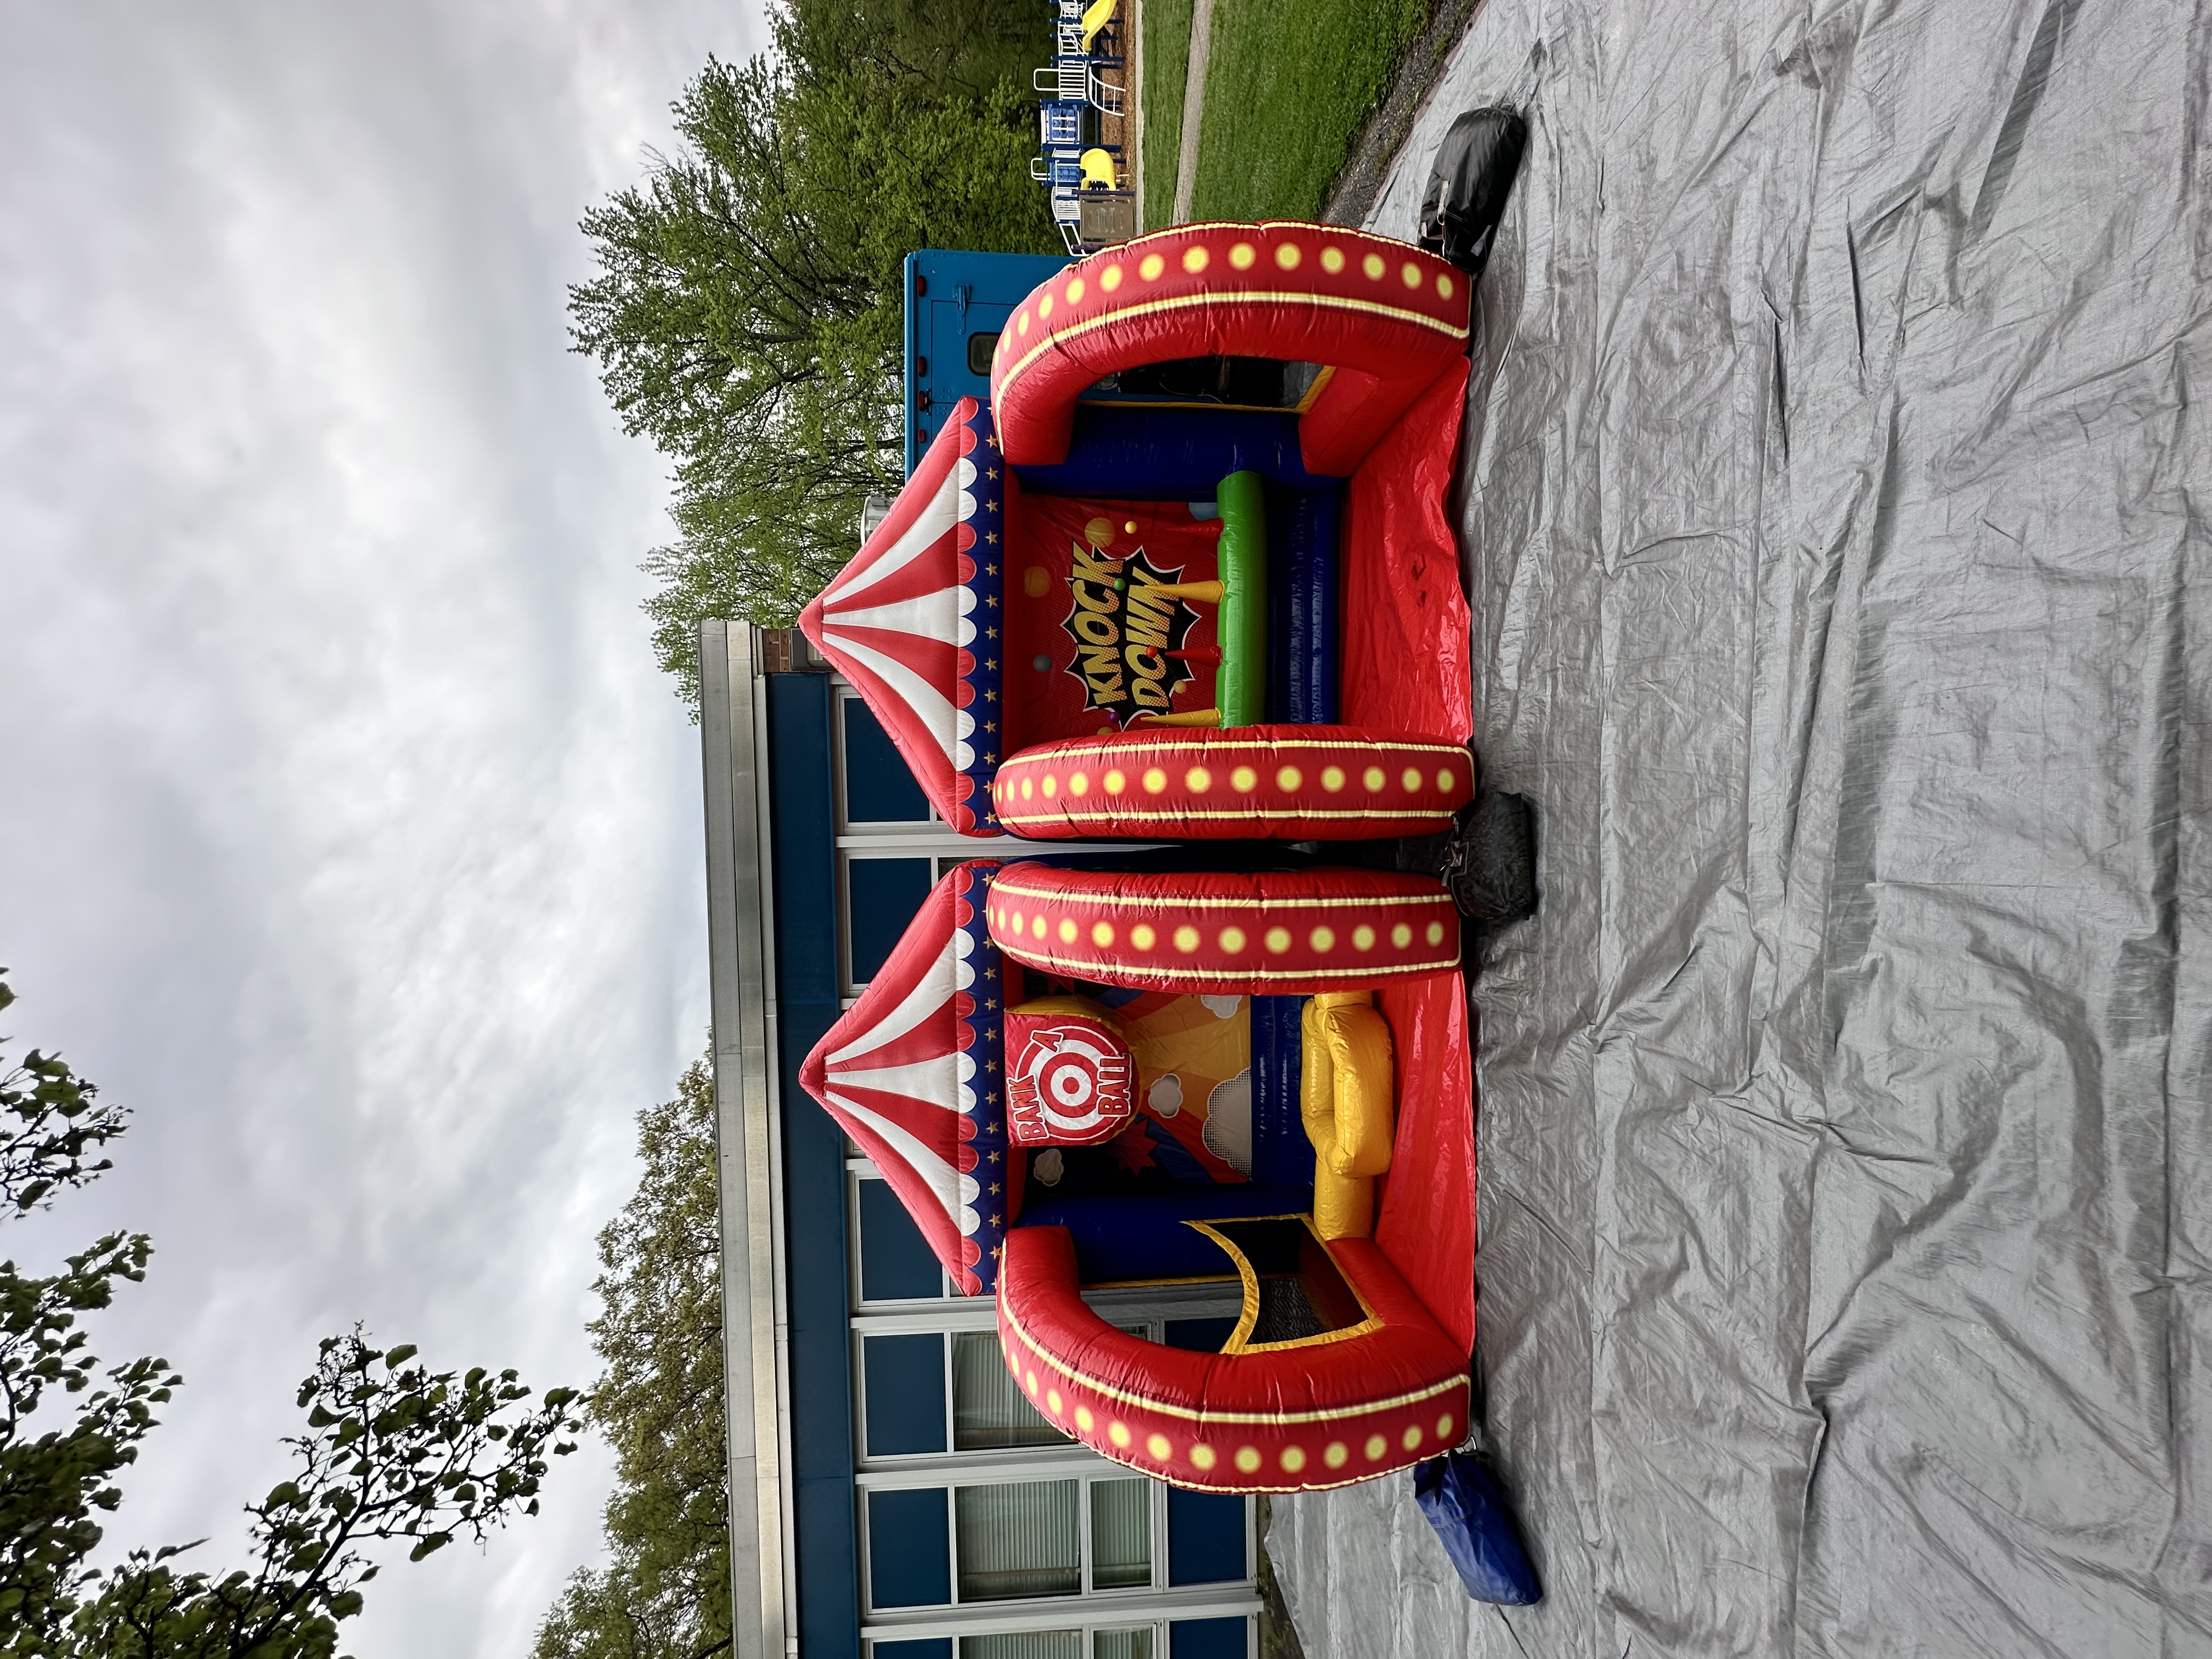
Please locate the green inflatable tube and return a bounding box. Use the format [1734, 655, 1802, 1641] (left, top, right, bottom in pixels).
[1215, 470, 1267, 727]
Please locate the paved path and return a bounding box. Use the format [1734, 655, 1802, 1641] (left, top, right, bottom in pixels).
[1169, 0, 1215, 223]
[1127, 0, 1145, 213]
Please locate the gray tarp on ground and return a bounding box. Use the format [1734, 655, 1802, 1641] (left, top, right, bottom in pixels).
[1268, 1, 2212, 1654]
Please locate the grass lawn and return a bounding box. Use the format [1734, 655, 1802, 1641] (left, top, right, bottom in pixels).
[1188, 0, 1429, 221]
[1139, 0, 1195, 231]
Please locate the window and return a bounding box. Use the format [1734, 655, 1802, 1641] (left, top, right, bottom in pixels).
[1089, 1480, 1151, 1590]
[1165, 1489, 1248, 1586]
[842, 695, 931, 823]
[857, 1177, 949, 1302]
[872, 1629, 1181, 1659]
[953, 1331, 1069, 1450]
[864, 1334, 948, 1457]
[861, 1472, 1183, 1611]
[956, 1480, 1082, 1601]
[833, 684, 958, 992]
[847, 855, 935, 985]
[1167, 1618, 1250, 1659]
[1164, 1317, 1238, 1353]
[868, 1487, 952, 1609]
[962, 1635, 1081, 1659]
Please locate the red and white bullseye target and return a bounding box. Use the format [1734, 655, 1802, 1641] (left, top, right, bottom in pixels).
[1005, 1012, 1134, 1147]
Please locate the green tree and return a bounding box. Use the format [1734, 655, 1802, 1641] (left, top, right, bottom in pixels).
[0, 973, 583, 1658]
[0, 977, 164, 1651]
[570, 0, 1058, 706]
[533, 1059, 728, 1659]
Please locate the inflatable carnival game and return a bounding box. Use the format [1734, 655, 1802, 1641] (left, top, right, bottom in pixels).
[795, 202, 1532, 1507]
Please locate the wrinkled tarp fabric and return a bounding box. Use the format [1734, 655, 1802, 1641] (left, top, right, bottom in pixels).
[1271, 0, 2212, 1655]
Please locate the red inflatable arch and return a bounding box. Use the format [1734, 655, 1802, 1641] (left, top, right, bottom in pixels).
[998, 1224, 1469, 1493]
[989, 221, 1471, 477]
[985, 864, 1460, 993]
[990, 724, 1473, 840]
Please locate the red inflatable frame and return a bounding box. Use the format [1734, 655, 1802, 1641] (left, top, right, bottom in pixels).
[998, 1225, 1469, 1493]
[989, 221, 1471, 478]
[990, 725, 1474, 840]
[985, 863, 1462, 992]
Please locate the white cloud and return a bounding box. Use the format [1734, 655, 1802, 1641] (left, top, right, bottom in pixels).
[0, 2, 768, 1654]
[1146, 1071, 1184, 1116]
[1203, 1070, 1253, 1175]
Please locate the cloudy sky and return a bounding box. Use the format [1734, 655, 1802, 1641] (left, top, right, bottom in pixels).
[1, 2, 765, 1651]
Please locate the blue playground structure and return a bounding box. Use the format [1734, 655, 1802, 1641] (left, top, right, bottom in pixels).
[1033, 0, 1135, 253]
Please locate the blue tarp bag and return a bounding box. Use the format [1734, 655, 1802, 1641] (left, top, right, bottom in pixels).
[1412, 1452, 1543, 1605]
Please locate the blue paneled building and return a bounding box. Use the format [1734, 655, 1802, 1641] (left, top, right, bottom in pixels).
[698, 621, 1262, 1659]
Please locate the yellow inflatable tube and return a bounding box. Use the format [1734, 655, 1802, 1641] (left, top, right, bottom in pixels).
[1301, 991, 1396, 1239]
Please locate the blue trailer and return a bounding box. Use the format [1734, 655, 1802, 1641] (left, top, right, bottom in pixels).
[902, 249, 1070, 476]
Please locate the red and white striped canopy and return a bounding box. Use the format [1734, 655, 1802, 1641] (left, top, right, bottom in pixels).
[798, 862, 1010, 1294]
[798, 399, 1006, 834]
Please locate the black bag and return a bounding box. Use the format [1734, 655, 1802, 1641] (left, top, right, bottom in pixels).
[1417, 109, 1530, 282]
